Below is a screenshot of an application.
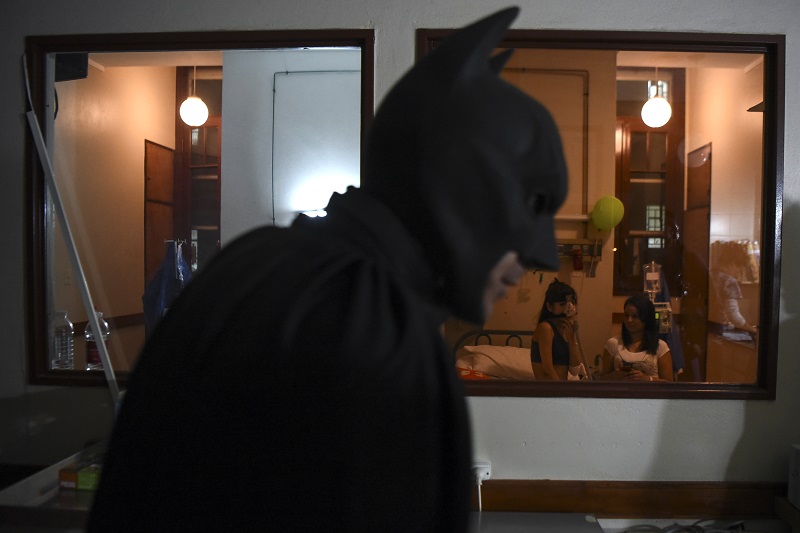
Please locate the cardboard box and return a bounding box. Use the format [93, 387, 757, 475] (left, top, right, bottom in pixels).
[58, 464, 79, 490]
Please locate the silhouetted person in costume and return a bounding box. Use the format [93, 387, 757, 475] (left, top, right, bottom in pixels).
[87, 7, 567, 531]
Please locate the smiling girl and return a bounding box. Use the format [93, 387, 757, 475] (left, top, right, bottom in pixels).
[601, 293, 674, 382]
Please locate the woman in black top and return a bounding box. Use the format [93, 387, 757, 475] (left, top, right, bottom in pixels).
[531, 279, 581, 380]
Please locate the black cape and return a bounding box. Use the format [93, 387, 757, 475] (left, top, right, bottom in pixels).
[88, 6, 567, 530]
[87, 189, 472, 531]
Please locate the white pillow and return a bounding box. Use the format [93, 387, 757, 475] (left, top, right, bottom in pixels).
[455, 344, 535, 380]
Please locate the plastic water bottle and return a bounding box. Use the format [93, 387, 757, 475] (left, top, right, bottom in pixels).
[85, 311, 110, 371]
[51, 310, 74, 370]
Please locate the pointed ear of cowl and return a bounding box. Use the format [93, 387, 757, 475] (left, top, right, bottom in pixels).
[424, 7, 519, 84]
[363, 7, 521, 199]
[488, 48, 515, 74]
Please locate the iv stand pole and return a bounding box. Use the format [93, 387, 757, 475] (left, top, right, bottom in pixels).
[26, 110, 121, 409]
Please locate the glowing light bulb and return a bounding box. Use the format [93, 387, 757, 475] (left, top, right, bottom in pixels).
[641, 96, 672, 128]
[180, 95, 209, 127]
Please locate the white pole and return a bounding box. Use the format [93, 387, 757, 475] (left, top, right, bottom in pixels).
[26, 110, 121, 408]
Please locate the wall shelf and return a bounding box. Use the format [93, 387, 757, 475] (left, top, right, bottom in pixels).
[556, 238, 602, 261]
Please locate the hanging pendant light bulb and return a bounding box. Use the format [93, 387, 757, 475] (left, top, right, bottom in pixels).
[641, 67, 672, 128]
[180, 65, 209, 127]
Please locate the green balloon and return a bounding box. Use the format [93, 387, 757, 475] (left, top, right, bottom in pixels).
[591, 196, 624, 231]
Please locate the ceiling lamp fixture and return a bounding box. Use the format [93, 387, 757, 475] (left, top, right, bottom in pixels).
[180, 65, 209, 127]
[641, 67, 672, 128]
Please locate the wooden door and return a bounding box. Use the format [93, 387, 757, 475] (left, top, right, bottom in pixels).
[144, 140, 176, 285]
[680, 143, 712, 381]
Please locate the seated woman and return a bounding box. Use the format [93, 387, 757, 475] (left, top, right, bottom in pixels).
[530, 279, 585, 380]
[600, 293, 674, 382]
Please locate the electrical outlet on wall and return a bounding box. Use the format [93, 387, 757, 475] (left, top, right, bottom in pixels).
[472, 461, 491, 483]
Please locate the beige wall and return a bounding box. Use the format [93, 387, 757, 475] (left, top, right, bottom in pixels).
[53, 65, 176, 322]
[687, 61, 764, 244]
[52, 65, 176, 369]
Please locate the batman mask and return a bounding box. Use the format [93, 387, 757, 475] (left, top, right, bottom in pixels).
[361, 7, 568, 323]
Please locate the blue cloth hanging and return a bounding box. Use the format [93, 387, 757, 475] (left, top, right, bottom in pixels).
[142, 242, 192, 338]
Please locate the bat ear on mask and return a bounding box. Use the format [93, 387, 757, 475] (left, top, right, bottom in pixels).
[362, 6, 526, 211]
[488, 48, 515, 74]
[421, 7, 520, 83]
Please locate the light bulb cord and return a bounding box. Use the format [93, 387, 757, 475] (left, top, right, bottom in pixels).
[655, 66, 659, 97]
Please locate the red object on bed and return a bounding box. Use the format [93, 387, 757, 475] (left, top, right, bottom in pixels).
[456, 368, 493, 380]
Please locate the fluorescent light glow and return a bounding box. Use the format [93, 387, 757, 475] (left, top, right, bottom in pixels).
[271, 69, 361, 227]
[288, 172, 358, 213]
[301, 209, 327, 218]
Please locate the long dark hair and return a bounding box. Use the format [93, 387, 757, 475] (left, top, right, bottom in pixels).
[537, 279, 577, 324]
[621, 293, 660, 354]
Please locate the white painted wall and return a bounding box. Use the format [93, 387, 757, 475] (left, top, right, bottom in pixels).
[221, 49, 361, 241]
[2, 0, 799, 484]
